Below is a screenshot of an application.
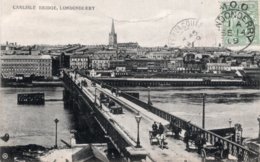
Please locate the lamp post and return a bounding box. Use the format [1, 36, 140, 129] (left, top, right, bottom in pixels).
[135, 112, 142, 148]
[202, 93, 206, 129]
[257, 116, 260, 139]
[94, 88, 97, 105]
[54, 118, 59, 149]
[229, 118, 232, 128]
[147, 86, 152, 105]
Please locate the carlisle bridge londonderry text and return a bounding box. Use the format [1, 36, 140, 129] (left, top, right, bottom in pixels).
[12, 5, 95, 11]
[59, 6, 95, 10]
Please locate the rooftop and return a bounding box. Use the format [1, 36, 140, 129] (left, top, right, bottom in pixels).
[1, 54, 51, 60]
[182, 47, 230, 52]
[70, 54, 89, 58]
[95, 50, 117, 54]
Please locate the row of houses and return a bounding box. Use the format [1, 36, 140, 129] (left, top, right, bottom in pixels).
[0, 53, 255, 80]
[1, 43, 258, 79]
[67, 52, 257, 74]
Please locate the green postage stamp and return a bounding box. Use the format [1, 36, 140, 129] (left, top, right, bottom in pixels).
[216, 1, 259, 50]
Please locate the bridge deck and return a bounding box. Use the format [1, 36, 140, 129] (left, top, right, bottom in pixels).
[70, 72, 203, 162]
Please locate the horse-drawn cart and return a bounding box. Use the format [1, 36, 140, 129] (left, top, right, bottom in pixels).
[149, 130, 159, 145]
[149, 130, 168, 149]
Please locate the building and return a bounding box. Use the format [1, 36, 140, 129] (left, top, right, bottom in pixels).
[206, 63, 231, 73]
[230, 53, 255, 66]
[182, 47, 230, 54]
[94, 50, 117, 60]
[168, 57, 184, 71]
[125, 58, 168, 72]
[219, 53, 255, 67]
[74, 45, 106, 55]
[117, 42, 139, 49]
[70, 54, 89, 69]
[117, 49, 137, 59]
[146, 51, 175, 60]
[61, 45, 82, 54]
[0, 55, 52, 79]
[110, 60, 125, 70]
[59, 53, 71, 68]
[92, 59, 110, 70]
[1, 42, 17, 51]
[109, 19, 117, 47]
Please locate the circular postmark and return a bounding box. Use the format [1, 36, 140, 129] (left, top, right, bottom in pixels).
[215, 1, 256, 51]
[168, 18, 202, 48]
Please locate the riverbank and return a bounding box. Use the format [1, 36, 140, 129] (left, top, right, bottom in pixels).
[120, 86, 260, 91]
[1, 80, 64, 87]
[0, 144, 48, 161]
[96, 77, 259, 88]
[32, 80, 63, 87]
[0, 143, 109, 162]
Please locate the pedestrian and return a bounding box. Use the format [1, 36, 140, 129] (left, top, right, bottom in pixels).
[184, 131, 190, 151]
[158, 123, 164, 135]
[152, 122, 158, 136]
[195, 135, 206, 154]
[214, 139, 223, 150]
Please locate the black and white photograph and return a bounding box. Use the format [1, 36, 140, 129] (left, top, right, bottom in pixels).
[0, 0, 260, 161]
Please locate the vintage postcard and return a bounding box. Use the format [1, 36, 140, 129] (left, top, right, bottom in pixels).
[1, 0, 260, 161]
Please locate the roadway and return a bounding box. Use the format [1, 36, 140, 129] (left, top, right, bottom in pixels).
[70, 72, 203, 162]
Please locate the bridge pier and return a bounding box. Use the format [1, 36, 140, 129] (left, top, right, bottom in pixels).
[126, 147, 147, 162]
[63, 89, 74, 109]
[107, 141, 121, 159]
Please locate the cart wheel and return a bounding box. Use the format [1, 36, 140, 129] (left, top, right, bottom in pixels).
[201, 149, 207, 158]
[220, 150, 224, 159]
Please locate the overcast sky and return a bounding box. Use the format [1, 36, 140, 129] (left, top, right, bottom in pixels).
[1, 0, 260, 50]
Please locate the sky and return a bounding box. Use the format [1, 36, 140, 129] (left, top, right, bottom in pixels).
[1, 0, 260, 50]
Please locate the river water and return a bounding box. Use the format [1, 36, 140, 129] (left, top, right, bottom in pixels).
[0, 87, 74, 147]
[136, 87, 260, 139]
[1, 86, 259, 147]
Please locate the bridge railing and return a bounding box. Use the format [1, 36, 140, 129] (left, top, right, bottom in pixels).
[62, 72, 133, 156]
[120, 92, 259, 162]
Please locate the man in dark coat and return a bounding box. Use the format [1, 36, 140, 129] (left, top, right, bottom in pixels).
[152, 122, 158, 136]
[158, 123, 164, 135]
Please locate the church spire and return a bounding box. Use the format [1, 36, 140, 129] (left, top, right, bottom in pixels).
[111, 19, 115, 34]
[109, 19, 117, 47]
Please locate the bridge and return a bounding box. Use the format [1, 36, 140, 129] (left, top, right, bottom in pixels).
[62, 70, 259, 162]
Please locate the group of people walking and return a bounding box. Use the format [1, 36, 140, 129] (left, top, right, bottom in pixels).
[151, 122, 167, 149]
[152, 122, 164, 136]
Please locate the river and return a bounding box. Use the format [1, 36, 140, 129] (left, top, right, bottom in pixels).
[1, 86, 259, 147]
[135, 87, 260, 139]
[0, 87, 74, 147]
